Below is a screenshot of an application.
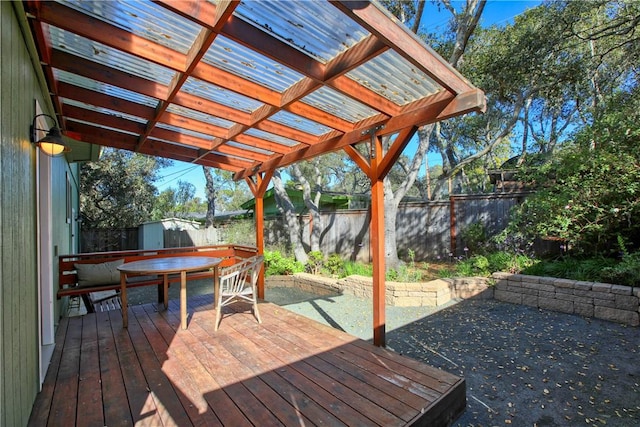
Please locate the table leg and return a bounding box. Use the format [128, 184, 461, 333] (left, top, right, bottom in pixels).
[120, 272, 128, 328]
[180, 270, 187, 329]
[163, 273, 169, 310]
[213, 267, 219, 309]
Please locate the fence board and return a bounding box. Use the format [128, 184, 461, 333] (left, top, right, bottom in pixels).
[80, 193, 531, 260]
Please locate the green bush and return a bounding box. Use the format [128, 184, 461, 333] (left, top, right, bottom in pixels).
[460, 222, 489, 254]
[263, 250, 304, 276]
[324, 254, 345, 276]
[600, 252, 640, 286]
[505, 90, 640, 257]
[448, 251, 537, 277]
[342, 261, 373, 277]
[305, 250, 324, 274]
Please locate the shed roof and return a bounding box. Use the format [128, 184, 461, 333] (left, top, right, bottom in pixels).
[23, 0, 485, 180]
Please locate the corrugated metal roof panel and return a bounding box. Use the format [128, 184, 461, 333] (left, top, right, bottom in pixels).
[54, 69, 159, 107]
[48, 26, 175, 85]
[268, 110, 332, 136]
[62, 98, 147, 123]
[301, 86, 379, 123]
[165, 104, 235, 129]
[154, 123, 213, 141]
[233, 1, 369, 63]
[181, 77, 263, 113]
[244, 128, 298, 147]
[347, 50, 442, 105]
[59, 0, 201, 55]
[203, 35, 304, 92]
[227, 141, 273, 156]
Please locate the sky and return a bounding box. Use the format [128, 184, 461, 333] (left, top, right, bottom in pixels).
[156, 0, 542, 200]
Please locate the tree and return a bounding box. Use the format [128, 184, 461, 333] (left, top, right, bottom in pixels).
[506, 88, 640, 256]
[272, 169, 308, 261]
[202, 166, 251, 227]
[80, 148, 170, 228]
[378, 0, 487, 268]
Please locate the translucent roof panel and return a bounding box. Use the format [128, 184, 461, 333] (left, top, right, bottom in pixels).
[155, 123, 213, 141]
[204, 36, 305, 92]
[181, 77, 264, 113]
[59, 0, 202, 55]
[65, 118, 138, 136]
[227, 141, 274, 156]
[244, 128, 299, 148]
[24, 0, 485, 179]
[301, 87, 379, 123]
[53, 69, 160, 107]
[268, 110, 332, 136]
[233, 1, 369, 63]
[48, 26, 175, 86]
[165, 104, 235, 129]
[347, 50, 443, 106]
[62, 99, 148, 123]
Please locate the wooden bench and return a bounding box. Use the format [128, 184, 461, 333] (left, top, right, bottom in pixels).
[58, 244, 258, 313]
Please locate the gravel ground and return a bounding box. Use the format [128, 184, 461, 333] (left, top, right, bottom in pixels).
[126, 281, 640, 426]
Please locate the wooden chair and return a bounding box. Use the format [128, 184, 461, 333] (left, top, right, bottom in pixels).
[215, 255, 263, 331]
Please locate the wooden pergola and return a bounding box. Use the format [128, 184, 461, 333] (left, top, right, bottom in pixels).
[23, 0, 485, 346]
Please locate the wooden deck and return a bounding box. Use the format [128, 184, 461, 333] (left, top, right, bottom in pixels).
[29, 294, 466, 426]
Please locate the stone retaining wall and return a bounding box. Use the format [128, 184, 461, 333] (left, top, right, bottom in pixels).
[267, 273, 492, 307]
[267, 272, 639, 326]
[492, 272, 640, 326]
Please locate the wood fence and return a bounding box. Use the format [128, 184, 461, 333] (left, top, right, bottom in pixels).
[80, 193, 532, 261]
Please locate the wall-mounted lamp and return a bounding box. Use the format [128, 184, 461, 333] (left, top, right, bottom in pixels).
[30, 113, 71, 157]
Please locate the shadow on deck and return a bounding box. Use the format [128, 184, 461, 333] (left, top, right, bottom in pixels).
[30, 294, 465, 426]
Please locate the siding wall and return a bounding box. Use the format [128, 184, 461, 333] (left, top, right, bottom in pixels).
[0, 3, 77, 425]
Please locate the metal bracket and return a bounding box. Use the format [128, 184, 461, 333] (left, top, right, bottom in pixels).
[361, 125, 385, 158]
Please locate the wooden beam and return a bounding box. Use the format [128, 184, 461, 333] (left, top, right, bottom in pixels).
[35, 1, 188, 72]
[234, 91, 456, 180]
[49, 49, 168, 100]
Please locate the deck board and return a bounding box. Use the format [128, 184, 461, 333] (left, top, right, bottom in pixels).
[29, 294, 465, 426]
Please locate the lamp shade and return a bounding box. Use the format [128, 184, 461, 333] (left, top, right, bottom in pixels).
[35, 126, 70, 157]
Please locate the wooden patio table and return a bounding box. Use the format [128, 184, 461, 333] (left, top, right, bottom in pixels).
[118, 256, 221, 330]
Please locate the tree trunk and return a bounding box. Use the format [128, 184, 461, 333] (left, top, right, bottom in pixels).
[202, 166, 216, 227]
[291, 163, 322, 252]
[272, 170, 308, 263]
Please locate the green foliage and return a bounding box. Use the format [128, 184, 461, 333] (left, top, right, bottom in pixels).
[263, 250, 304, 276]
[305, 251, 324, 275]
[600, 252, 640, 287]
[220, 220, 255, 246]
[386, 264, 424, 282]
[80, 148, 171, 228]
[447, 251, 537, 277]
[324, 254, 345, 276]
[342, 261, 373, 278]
[459, 222, 489, 254]
[507, 89, 640, 256]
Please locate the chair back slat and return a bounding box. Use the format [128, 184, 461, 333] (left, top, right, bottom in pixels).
[215, 255, 264, 330]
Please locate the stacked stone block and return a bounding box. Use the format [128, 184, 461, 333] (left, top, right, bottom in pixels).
[493, 273, 639, 326]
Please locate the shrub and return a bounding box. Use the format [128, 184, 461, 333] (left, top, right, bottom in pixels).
[342, 261, 372, 277]
[600, 252, 640, 286]
[263, 250, 303, 276]
[460, 222, 490, 254]
[324, 254, 344, 276]
[305, 250, 324, 274]
[448, 251, 537, 277]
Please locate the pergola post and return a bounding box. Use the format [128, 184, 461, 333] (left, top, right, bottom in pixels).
[345, 127, 418, 347]
[370, 175, 386, 346]
[245, 170, 273, 299]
